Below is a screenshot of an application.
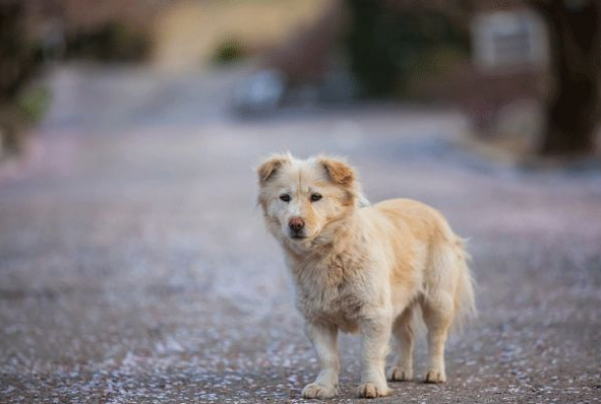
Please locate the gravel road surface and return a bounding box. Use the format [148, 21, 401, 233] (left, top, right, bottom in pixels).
[1, 66, 600, 403]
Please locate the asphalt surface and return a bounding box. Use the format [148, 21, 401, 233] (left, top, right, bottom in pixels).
[1, 66, 600, 403]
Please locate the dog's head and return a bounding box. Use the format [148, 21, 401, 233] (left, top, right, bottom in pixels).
[257, 153, 367, 250]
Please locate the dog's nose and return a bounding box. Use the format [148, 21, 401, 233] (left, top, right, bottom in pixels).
[289, 217, 305, 233]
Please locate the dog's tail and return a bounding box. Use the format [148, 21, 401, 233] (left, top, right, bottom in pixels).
[452, 237, 477, 333]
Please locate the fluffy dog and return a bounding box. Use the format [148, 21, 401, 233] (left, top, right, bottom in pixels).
[257, 154, 475, 399]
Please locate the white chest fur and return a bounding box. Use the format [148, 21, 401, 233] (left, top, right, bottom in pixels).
[288, 249, 376, 333]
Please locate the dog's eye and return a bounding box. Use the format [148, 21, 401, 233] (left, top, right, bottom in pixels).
[279, 194, 291, 202]
[310, 193, 322, 202]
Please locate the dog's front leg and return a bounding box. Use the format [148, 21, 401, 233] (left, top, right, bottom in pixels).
[302, 321, 339, 399]
[357, 315, 392, 398]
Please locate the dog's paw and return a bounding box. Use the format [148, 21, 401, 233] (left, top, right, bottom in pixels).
[388, 367, 413, 382]
[302, 382, 338, 399]
[424, 369, 446, 383]
[356, 382, 391, 398]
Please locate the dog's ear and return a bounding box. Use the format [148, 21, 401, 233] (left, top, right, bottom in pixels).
[320, 156, 354, 187]
[257, 155, 289, 185]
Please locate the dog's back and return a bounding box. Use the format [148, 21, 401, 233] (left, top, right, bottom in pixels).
[370, 198, 476, 330]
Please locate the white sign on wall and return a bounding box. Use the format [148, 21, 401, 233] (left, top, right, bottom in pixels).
[471, 10, 549, 73]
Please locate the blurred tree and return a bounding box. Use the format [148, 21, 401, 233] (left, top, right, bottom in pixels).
[345, 0, 600, 156]
[0, 2, 40, 104]
[0, 1, 43, 154]
[528, 0, 600, 156]
[345, 0, 469, 97]
[0, 0, 157, 156]
[213, 38, 247, 66]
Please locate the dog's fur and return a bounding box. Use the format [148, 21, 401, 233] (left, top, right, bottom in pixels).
[257, 154, 475, 399]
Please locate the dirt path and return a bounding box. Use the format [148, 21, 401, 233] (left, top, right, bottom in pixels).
[1, 66, 600, 403]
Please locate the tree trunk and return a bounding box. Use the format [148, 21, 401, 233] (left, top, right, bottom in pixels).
[535, 0, 601, 156]
[0, 3, 36, 103]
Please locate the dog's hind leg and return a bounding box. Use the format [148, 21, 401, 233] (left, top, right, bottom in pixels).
[422, 237, 476, 383]
[387, 305, 415, 382]
[421, 242, 462, 383]
[422, 295, 453, 383]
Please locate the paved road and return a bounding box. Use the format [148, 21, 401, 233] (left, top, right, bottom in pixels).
[1, 66, 600, 403]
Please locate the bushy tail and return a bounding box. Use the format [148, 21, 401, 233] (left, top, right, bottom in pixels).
[453, 238, 477, 332]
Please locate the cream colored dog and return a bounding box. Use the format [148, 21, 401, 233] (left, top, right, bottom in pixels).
[257, 154, 475, 399]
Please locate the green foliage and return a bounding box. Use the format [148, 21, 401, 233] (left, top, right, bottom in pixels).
[66, 22, 151, 62]
[345, 0, 469, 98]
[17, 86, 51, 124]
[212, 38, 247, 65]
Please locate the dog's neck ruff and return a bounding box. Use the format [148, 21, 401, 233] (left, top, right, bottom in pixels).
[284, 211, 358, 260]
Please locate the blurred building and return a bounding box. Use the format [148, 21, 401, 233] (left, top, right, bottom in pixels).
[472, 9, 549, 74]
[152, 0, 327, 71]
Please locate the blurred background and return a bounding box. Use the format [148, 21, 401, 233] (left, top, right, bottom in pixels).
[0, 0, 600, 403]
[1, 0, 601, 158]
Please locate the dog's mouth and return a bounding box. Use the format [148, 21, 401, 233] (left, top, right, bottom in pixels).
[289, 234, 306, 240]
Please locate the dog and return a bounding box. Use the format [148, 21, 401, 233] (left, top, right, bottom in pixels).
[257, 153, 475, 399]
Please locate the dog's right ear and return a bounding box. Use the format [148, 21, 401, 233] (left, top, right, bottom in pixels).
[257, 155, 289, 185]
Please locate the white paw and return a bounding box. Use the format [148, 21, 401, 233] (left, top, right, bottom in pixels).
[388, 366, 413, 382]
[302, 382, 338, 399]
[356, 382, 391, 398]
[424, 369, 446, 383]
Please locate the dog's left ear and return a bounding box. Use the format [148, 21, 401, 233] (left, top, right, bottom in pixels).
[320, 157, 354, 187]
